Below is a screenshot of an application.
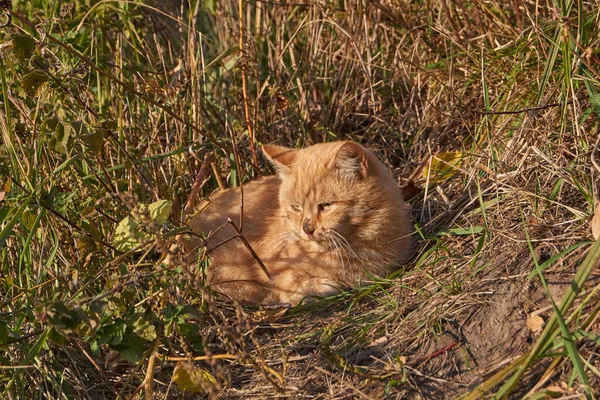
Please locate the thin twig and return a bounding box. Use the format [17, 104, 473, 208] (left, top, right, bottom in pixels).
[471, 101, 571, 116]
[238, 0, 260, 169]
[227, 218, 271, 280]
[228, 116, 246, 231]
[184, 153, 214, 217]
[591, 124, 600, 174]
[161, 354, 237, 362]
[410, 342, 458, 367]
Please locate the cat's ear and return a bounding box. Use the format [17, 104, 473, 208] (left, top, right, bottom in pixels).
[262, 144, 298, 173]
[331, 142, 369, 179]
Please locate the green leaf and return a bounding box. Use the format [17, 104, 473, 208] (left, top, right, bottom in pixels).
[134, 316, 157, 341]
[12, 34, 36, 61]
[19, 208, 37, 231]
[113, 200, 171, 251]
[148, 199, 172, 224]
[83, 128, 106, 154]
[21, 70, 48, 97]
[527, 242, 590, 280]
[204, 0, 216, 15]
[0, 320, 11, 344]
[0, 192, 34, 250]
[113, 216, 150, 252]
[440, 226, 485, 236]
[90, 340, 100, 356]
[22, 329, 50, 365]
[114, 333, 147, 363]
[97, 320, 127, 346]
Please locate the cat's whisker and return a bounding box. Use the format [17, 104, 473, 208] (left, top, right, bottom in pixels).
[334, 236, 350, 272]
[263, 231, 295, 254]
[327, 236, 344, 272]
[330, 234, 351, 272]
[327, 233, 346, 268]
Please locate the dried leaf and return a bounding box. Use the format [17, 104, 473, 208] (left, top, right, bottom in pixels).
[526, 314, 544, 333]
[592, 196, 600, 240]
[173, 362, 215, 392]
[22, 70, 48, 97]
[422, 152, 463, 185]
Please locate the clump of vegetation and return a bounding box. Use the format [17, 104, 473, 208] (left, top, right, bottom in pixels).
[1, 0, 599, 398]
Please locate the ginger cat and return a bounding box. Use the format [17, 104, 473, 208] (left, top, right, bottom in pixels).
[183, 141, 413, 306]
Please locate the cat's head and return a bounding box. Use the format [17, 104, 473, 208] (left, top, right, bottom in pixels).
[262, 141, 389, 247]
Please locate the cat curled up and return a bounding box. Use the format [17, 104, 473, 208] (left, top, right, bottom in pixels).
[181, 141, 413, 306]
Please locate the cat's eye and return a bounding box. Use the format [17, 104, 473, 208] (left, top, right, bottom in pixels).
[290, 204, 302, 212]
[319, 202, 334, 211]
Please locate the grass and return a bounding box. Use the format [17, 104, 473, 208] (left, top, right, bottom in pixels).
[1, 0, 600, 398]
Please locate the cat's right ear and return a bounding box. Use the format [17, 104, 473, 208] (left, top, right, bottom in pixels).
[262, 144, 298, 173]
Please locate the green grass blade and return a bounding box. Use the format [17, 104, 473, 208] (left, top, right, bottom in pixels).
[0, 193, 35, 250]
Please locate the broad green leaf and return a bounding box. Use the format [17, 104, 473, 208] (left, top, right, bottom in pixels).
[12, 34, 36, 61]
[204, 0, 216, 15]
[96, 320, 127, 346]
[113, 200, 171, 251]
[83, 128, 106, 154]
[114, 333, 147, 363]
[20, 208, 37, 232]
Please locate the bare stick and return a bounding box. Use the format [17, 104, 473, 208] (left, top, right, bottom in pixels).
[238, 0, 260, 170]
[591, 124, 600, 174]
[227, 218, 271, 280]
[211, 162, 225, 190]
[228, 119, 246, 231]
[184, 153, 214, 217]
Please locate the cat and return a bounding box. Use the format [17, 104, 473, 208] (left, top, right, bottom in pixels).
[180, 141, 413, 306]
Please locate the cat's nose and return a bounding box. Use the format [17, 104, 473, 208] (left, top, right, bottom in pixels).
[303, 218, 316, 235]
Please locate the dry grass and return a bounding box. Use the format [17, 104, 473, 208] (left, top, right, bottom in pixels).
[1, 0, 600, 398]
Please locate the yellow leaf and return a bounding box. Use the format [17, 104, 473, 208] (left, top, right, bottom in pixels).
[148, 199, 172, 225]
[173, 362, 216, 393]
[526, 313, 544, 333]
[422, 152, 464, 184]
[112, 216, 151, 252]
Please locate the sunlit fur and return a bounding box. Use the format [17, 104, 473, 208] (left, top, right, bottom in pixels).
[183, 141, 413, 306]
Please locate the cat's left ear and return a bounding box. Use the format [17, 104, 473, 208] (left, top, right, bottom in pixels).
[262, 144, 298, 173]
[332, 142, 369, 179]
